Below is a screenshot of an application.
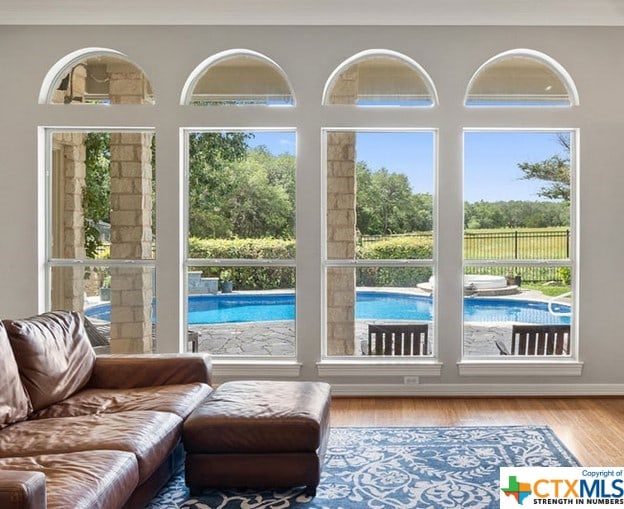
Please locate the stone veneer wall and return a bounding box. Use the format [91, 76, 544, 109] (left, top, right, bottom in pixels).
[52, 132, 87, 312]
[50, 63, 88, 311]
[108, 64, 154, 353]
[326, 68, 358, 355]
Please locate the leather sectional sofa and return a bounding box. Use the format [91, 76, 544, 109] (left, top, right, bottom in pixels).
[0, 311, 213, 509]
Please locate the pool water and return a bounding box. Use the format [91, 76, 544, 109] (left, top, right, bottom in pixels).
[86, 291, 570, 325]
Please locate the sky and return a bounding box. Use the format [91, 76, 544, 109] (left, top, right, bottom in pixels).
[246, 130, 569, 203]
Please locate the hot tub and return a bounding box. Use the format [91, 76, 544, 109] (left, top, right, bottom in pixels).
[428, 275, 508, 290]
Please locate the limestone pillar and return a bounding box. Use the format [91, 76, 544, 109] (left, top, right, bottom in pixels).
[326, 68, 358, 355]
[51, 76, 87, 311]
[108, 64, 154, 353]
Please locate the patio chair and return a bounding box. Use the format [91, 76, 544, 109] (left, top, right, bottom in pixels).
[365, 323, 429, 356]
[83, 316, 111, 355]
[496, 324, 570, 356]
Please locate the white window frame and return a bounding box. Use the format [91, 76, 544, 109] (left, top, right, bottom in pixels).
[458, 127, 582, 377]
[318, 127, 443, 377]
[43, 126, 157, 319]
[181, 127, 301, 377]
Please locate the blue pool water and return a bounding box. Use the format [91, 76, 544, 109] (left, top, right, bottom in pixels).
[85, 291, 570, 325]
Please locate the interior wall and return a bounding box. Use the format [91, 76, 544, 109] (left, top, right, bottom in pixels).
[1, 25, 623, 392]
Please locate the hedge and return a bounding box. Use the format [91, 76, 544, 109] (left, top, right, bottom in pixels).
[356, 237, 433, 287]
[188, 237, 295, 290]
[189, 236, 434, 290]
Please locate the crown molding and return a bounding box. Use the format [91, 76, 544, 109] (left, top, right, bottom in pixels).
[2, 0, 624, 26]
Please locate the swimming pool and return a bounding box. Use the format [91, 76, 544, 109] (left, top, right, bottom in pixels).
[85, 291, 570, 325]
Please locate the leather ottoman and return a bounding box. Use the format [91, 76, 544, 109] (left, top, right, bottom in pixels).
[182, 380, 331, 497]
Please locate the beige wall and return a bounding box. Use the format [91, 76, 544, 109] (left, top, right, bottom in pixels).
[1, 25, 623, 393]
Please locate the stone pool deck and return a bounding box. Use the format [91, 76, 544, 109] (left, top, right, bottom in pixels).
[191, 320, 515, 357]
[189, 287, 562, 357]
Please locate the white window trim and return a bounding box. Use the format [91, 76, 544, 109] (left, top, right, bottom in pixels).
[319, 127, 439, 367]
[182, 127, 298, 361]
[461, 128, 579, 367]
[457, 360, 583, 377]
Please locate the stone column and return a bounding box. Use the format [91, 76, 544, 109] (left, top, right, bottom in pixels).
[326, 68, 358, 355]
[51, 104, 86, 309]
[50, 64, 88, 311]
[108, 64, 154, 353]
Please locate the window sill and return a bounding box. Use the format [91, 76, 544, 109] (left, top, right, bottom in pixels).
[211, 359, 301, 378]
[317, 359, 442, 377]
[458, 359, 583, 377]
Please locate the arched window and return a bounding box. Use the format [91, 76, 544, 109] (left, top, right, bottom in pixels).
[39, 48, 154, 105]
[181, 49, 294, 106]
[322, 50, 437, 106]
[465, 49, 578, 107]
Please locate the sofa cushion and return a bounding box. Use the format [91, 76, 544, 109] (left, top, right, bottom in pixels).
[0, 322, 32, 428]
[0, 450, 139, 509]
[3, 311, 96, 411]
[0, 410, 182, 483]
[29, 382, 211, 420]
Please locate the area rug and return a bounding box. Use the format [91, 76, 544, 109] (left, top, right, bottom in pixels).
[146, 426, 579, 509]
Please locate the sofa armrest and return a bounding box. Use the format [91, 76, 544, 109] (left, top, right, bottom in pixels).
[0, 471, 46, 509]
[88, 353, 212, 389]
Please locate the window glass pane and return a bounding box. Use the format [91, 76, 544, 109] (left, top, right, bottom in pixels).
[186, 266, 295, 357]
[189, 55, 293, 106]
[463, 265, 572, 357]
[466, 55, 571, 106]
[327, 131, 434, 260]
[463, 131, 574, 358]
[326, 266, 434, 357]
[51, 131, 155, 261]
[326, 56, 434, 106]
[50, 55, 154, 105]
[187, 131, 295, 259]
[53, 265, 157, 353]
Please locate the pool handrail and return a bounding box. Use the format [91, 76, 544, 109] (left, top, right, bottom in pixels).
[548, 291, 572, 317]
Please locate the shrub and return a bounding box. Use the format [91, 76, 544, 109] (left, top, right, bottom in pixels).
[188, 236, 435, 290]
[356, 237, 433, 287]
[188, 237, 295, 290]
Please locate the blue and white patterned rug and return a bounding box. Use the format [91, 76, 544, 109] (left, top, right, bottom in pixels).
[146, 426, 578, 509]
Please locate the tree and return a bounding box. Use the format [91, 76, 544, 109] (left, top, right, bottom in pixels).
[517, 133, 570, 202]
[188, 132, 252, 238]
[84, 132, 111, 257]
[224, 149, 295, 238]
[356, 162, 430, 235]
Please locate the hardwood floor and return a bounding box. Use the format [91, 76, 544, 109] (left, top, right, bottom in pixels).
[330, 397, 624, 466]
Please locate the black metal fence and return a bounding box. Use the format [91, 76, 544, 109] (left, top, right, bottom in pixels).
[361, 229, 571, 283]
[464, 229, 570, 260]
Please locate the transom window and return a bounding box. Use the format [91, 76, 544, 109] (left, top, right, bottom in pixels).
[323, 50, 437, 107]
[40, 48, 154, 105]
[181, 50, 294, 106]
[465, 49, 578, 107]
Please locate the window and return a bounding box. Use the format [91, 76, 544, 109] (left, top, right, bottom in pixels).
[323, 50, 437, 107]
[185, 130, 296, 357]
[465, 49, 578, 107]
[181, 50, 294, 106]
[47, 129, 156, 353]
[40, 48, 154, 105]
[324, 131, 436, 359]
[462, 131, 575, 360]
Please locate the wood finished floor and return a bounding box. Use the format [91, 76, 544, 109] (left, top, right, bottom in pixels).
[330, 397, 624, 466]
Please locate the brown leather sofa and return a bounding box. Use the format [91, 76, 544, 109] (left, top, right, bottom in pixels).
[0, 311, 213, 509]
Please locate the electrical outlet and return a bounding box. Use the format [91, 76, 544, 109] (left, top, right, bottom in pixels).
[403, 376, 419, 385]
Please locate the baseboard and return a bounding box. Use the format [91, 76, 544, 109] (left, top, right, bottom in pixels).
[330, 383, 624, 397]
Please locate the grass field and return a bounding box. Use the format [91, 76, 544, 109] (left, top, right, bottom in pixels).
[464, 227, 570, 260]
